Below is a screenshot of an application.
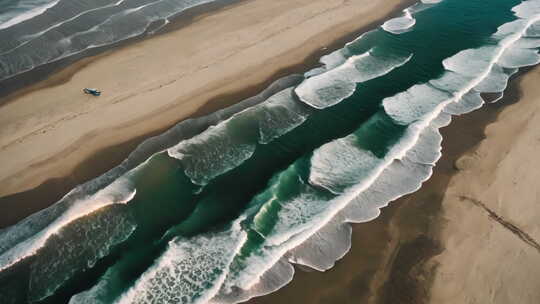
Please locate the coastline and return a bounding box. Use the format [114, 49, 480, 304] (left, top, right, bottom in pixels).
[0, 0, 415, 228]
[0, 0, 248, 99]
[1, 0, 539, 302]
[246, 66, 540, 303]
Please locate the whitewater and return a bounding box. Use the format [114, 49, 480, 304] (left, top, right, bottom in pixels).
[1, 0, 540, 303]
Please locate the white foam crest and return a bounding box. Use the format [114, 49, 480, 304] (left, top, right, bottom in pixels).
[405, 125, 442, 165]
[383, 84, 452, 125]
[525, 20, 540, 37]
[168, 123, 257, 186]
[309, 136, 380, 194]
[113, 220, 247, 304]
[0, 178, 136, 272]
[319, 49, 348, 71]
[303, 30, 379, 78]
[513, 0, 540, 19]
[431, 111, 452, 128]
[390, 10, 540, 125]
[219, 243, 289, 294]
[295, 52, 368, 109]
[0, 79, 297, 279]
[217, 109, 443, 298]
[168, 88, 309, 186]
[0, 74, 301, 282]
[56, 0, 168, 44]
[258, 88, 311, 144]
[494, 19, 529, 39]
[29, 205, 136, 302]
[0, 75, 303, 304]
[304, 67, 326, 78]
[209, 258, 295, 304]
[282, 7, 540, 290]
[304, 47, 352, 78]
[341, 157, 433, 225]
[475, 64, 511, 93]
[429, 71, 474, 93]
[192, 9, 540, 302]
[287, 216, 352, 271]
[0, 0, 219, 81]
[69, 268, 114, 304]
[514, 37, 540, 48]
[0, 0, 128, 56]
[0, 0, 60, 31]
[295, 51, 412, 109]
[443, 90, 484, 115]
[285, 105, 441, 270]
[253, 186, 330, 247]
[291, 158, 434, 271]
[442, 46, 499, 77]
[233, 109, 443, 290]
[381, 9, 416, 34]
[215, 13, 540, 290]
[499, 47, 540, 68]
[26, 75, 300, 304]
[217, 209, 346, 297]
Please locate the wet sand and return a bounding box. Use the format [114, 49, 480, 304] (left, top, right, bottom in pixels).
[3, 1, 538, 302]
[0, 0, 414, 228]
[246, 67, 540, 304]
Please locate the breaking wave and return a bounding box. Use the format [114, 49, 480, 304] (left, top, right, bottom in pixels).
[0, 0, 226, 82]
[2, 0, 540, 303]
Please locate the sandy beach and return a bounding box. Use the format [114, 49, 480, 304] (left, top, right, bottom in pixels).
[0, 0, 412, 227]
[1, 0, 539, 303]
[429, 66, 540, 304]
[247, 67, 540, 304]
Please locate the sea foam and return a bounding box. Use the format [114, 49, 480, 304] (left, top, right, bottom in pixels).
[204, 3, 540, 302]
[3, 1, 540, 303]
[295, 50, 412, 109]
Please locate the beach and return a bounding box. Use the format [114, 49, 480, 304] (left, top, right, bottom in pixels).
[1, 0, 540, 303]
[247, 67, 540, 304]
[429, 66, 540, 303]
[0, 0, 412, 227]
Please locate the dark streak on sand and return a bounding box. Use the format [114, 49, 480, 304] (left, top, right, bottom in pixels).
[0, 0, 417, 229]
[458, 195, 540, 254]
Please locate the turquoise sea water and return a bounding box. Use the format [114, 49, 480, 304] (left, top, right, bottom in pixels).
[1, 0, 540, 303]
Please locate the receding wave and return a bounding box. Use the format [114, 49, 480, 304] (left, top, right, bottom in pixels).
[167, 87, 311, 186]
[0, 0, 60, 30]
[382, 9, 416, 34]
[2, 0, 540, 303]
[295, 49, 413, 109]
[0, 0, 225, 82]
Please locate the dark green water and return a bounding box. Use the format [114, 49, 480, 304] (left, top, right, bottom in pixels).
[1, 0, 539, 303]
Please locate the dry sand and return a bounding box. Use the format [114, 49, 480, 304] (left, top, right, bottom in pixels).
[0, 0, 408, 201]
[428, 67, 540, 304]
[247, 67, 540, 304]
[2, 0, 539, 302]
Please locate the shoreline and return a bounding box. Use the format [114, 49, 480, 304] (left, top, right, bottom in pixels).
[245, 66, 538, 303]
[0, 0, 415, 228]
[0, 0, 248, 100]
[1, 1, 539, 302]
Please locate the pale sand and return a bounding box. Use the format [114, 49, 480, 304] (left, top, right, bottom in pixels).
[428, 67, 540, 303]
[0, 0, 407, 197]
[246, 67, 540, 304]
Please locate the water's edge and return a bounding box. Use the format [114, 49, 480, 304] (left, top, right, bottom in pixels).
[0, 0, 417, 229]
[245, 64, 536, 304]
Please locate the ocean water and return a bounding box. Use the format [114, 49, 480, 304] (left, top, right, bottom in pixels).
[1, 0, 540, 303]
[0, 0, 222, 84]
